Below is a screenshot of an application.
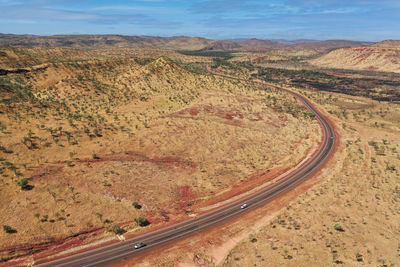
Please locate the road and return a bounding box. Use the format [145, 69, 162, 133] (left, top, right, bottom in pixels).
[38, 85, 335, 267]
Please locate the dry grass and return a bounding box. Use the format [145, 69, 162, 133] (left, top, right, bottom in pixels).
[229, 49, 321, 71]
[309, 47, 400, 73]
[0, 47, 211, 69]
[221, 88, 400, 266]
[0, 50, 317, 262]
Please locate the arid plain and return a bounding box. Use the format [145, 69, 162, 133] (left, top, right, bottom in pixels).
[0, 35, 399, 266]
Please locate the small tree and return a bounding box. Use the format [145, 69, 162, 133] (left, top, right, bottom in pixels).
[3, 225, 16, 233]
[134, 217, 150, 227]
[132, 202, 142, 209]
[355, 252, 363, 262]
[107, 224, 126, 235]
[334, 223, 344, 232]
[41, 214, 49, 222]
[16, 179, 33, 190]
[95, 212, 103, 222]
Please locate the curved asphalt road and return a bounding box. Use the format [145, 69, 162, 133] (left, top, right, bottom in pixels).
[38, 85, 335, 267]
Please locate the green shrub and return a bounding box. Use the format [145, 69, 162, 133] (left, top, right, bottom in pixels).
[95, 212, 103, 222]
[355, 252, 363, 262]
[16, 179, 33, 190]
[3, 225, 16, 233]
[41, 214, 49, 222]
[135, 217, 150, 227]
[334, 223, 344, 232]
[107, 224, 126, 235]
[132, 202, 142, 209]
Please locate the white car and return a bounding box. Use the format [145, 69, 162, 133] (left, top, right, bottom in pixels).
[240, 203, 248, 209]
[134, 242, 146, 249]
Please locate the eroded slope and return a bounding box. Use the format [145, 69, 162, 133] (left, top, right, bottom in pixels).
[309, 46, 400, 73]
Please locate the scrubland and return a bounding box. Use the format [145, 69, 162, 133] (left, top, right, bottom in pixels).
[0, 49, 317, 262]
[1, 40, 399, 265]
[113, 59, 400, 267]
[309, 46, 400, 73]
[0, 47, 210, 69]
[222, 87, 400, 266]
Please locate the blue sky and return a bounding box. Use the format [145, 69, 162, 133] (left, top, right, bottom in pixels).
[1, 0, 399, 41]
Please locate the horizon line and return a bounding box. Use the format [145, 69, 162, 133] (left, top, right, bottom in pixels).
[0, 32, 390, 43]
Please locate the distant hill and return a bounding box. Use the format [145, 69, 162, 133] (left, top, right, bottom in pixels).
[0, 34, 214, 50]
[290, 40, 372, 52]
[289, 39, 320, 44]
[0, 34, 285, 51]
[372, 40, 400, 48]
[200, 39, 287, 51]
[200, 40, 241, 51]
[237, 39, 285, 51]
[0, 34, 375, 52]
[309, 43, 400, 73]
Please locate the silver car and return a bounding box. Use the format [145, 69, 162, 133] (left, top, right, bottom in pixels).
[134, 242, 146, 249]
[240, 203, 248, 209]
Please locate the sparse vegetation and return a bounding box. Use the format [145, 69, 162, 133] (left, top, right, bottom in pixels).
[222, 80, 400, 267]
[2, 38, 399, 266]
[1, 47, 318, 263]
[107, 224, 126, 235]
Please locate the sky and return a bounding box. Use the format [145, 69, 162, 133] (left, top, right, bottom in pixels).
[1, 0, 399, 41]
